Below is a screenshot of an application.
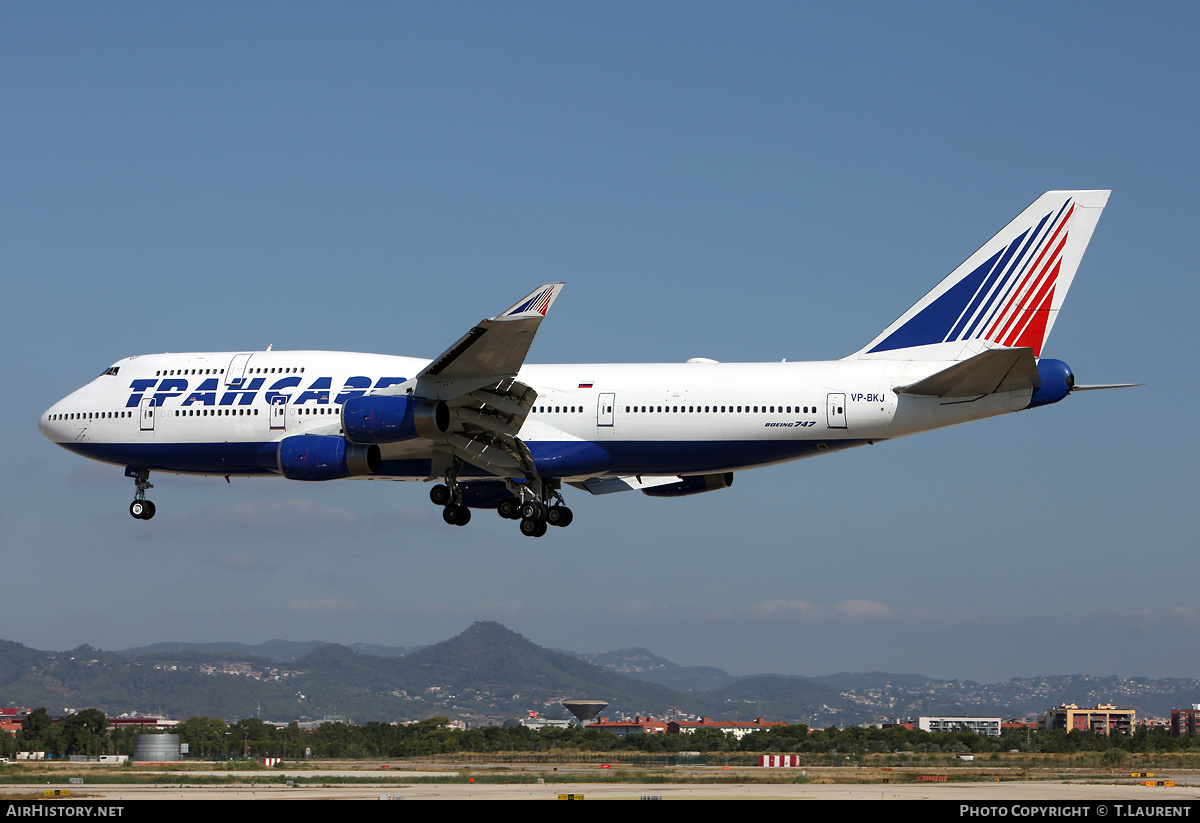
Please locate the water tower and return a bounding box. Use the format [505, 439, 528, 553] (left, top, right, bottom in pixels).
[561, 699, 608, 727]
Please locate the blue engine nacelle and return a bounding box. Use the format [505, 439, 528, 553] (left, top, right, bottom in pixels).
[641, 472, 734, 498]
[342, 395, 449, 444]
[1028, 358, 1074, 409]
[277, 435, 381, 481]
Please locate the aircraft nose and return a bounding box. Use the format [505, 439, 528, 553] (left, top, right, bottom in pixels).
[40, 400, 67, 442]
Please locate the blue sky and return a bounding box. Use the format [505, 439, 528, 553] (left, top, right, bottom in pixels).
[3, 2, 1197, 686]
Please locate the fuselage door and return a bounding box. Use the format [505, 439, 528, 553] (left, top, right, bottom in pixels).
[270, 395, 287, 430]
[827, 393, 847, 429]
[225, 353, 252, 387]
[597, 392, 615, 427]
[139, 395, 156, 431]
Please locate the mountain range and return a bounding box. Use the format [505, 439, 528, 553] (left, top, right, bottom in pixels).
[1, 622, 1196, 727]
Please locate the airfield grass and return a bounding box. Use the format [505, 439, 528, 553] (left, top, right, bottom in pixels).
[3, 754, 1197, 792]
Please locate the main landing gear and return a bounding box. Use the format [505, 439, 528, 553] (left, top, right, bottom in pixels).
[496, 494, 573, 538]
[128, 468, 155, 520]
[430, 482, 471, 527]
[429, 471, 573, 538]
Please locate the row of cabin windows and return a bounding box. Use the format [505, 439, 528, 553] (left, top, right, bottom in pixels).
[537, 404, 819, 415]
[169, 407, 337, 417]
[173, 408, 261, 417]
[624, 405, 817, 414]
[50, 406, 341, 420]
[153, 366, 307, 376]
[56, 404, 818, 422]
[48, 411, 134, 421]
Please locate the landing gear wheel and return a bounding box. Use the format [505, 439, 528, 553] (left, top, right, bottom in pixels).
[442, 504, 471, 526]
[519, 500, 546, 522]
[430, 484, 451, 506]
[129, 500, 155, 520]
[546, 506, 573, 527]
[497, 498, 520, 520]
[519, 518, 548, 537]
[128, 468, 155, 520]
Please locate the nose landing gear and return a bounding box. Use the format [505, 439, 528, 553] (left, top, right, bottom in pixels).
[127, 468, 156, 520]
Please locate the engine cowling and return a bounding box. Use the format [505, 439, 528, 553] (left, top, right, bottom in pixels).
[277, 435, 381, 481]
[641, 472, 734, 498]
[342, 395, 449, 444]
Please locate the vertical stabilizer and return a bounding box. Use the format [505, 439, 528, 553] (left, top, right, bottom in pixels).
[849, 190, 1109, 361]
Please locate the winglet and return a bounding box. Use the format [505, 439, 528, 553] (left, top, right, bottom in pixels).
[497, 283, 564, 319]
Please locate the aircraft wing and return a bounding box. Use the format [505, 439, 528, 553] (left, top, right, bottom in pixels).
[408, 284, 563, 482]
[418, 283, 564, 384]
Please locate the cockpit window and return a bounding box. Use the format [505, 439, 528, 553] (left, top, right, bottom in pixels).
[101, 366, 120, 376]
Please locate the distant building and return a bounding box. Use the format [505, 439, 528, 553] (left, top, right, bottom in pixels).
[916, 717, 1001, 737]
[1002, 719, 1037, 731]
[1170, 704, 1200, 738]
[0, 708, 30, 735]
[667, 717, 785, 739]
[109, 717, 177, 731]
[518, 717, 573, 731]
[587, 716, 783, 738]
[588, 717, 668, 736]
[1038, 703, 1134, 735]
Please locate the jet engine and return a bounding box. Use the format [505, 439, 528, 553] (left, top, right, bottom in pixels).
[342, 395, 449, 444]
[277, 435, 381, 481]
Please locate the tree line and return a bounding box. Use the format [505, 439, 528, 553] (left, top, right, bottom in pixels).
[4, 709, 1199, 760]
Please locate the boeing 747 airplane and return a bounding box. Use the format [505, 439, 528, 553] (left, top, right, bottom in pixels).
[41, 190, 1129, 537]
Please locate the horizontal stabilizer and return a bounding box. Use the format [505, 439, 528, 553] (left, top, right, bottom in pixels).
[895, 347, 1039, 398]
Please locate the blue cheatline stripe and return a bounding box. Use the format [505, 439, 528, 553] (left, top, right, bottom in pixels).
[60, 437, 883, 480]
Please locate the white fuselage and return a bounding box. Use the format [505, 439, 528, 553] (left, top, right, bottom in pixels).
[40, 350, 1032, 481]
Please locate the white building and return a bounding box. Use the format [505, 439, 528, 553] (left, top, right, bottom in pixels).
[917, 716, 1001, 737]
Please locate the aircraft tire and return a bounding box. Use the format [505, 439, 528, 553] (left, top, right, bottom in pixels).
[443, 504, 470, 526]
[130, 500, 155, 520]
[497, 498, 519, 519]
[547, 506, 573, 527]
[430, 484, 451, 506]
[520, 518, 546, 537]
[519, 501, 546, 522]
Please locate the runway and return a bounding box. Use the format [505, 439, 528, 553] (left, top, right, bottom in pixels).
[14, 779, 1200, 801]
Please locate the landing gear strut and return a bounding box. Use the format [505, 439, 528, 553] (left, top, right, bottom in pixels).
[431, 460, 471, 527]
[128, 468, 155, 520]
